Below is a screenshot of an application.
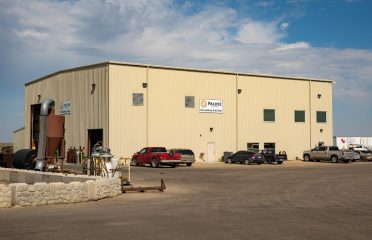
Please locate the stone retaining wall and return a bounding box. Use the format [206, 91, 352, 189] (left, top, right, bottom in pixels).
[0, 168, 122, 208]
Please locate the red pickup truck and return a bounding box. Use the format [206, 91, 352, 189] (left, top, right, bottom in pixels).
[131, 147, 181, 168]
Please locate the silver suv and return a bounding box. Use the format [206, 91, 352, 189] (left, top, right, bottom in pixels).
[169, 149, 195, 166]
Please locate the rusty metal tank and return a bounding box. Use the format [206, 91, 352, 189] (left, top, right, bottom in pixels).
[46, 114, 65, 158]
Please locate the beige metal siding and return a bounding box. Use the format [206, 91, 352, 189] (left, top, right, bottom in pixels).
[13, 128, 25, 152]
[237, 76, 312, 160]
[310, 81, 333, 147]
[23, 62, 333, 162]
[108, 65, 147, 159]
[148, 69, 236, 162]
[24, 66, 109, 153]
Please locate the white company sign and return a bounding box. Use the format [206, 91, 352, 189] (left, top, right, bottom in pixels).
[199, 99, 223, 114]
[60, 101, 72, 115]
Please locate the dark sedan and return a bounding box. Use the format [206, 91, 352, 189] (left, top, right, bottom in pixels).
[225, 151, 264, 165]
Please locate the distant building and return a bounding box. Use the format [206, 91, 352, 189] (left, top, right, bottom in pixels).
[14, 61, 333, 161]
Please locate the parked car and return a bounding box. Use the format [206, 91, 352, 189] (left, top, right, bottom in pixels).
[168, 148, 195, 166]
[351, 151, 361, 162]
[225, 151, 264, 165]
[303, 146, 354, 163]
[354, 150, 372, 162]
[131, 147, 181, 168]
[260, 149, 287, 164]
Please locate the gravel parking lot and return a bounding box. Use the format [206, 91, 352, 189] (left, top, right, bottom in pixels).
[1, 160, 372, 240]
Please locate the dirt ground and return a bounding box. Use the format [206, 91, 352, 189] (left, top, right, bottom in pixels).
[1, 160, 372, 240]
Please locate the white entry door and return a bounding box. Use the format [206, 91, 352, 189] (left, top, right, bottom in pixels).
[207, 142, 216, 163]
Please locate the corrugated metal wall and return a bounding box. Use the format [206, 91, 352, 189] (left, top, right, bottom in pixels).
[148, 68, 236, 162]
[109, 65, 148, 159]
[23, 65, 109, 152]
[310, 81, 333, 147]
[13, 128, 25, 152]
[21, 62, 333, 162]
[237, 76, 313, 159]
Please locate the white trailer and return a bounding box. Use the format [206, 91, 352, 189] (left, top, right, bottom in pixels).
[333, 137, 372, 150]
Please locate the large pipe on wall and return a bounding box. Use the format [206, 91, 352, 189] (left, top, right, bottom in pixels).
[34, 98, 55, 171]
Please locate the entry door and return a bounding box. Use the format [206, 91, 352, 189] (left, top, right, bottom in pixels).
[88, 129, 103, 157]
[207, 142, 215, 163]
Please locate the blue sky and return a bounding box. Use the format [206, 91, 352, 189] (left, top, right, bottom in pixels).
[0, 0, 372, 142]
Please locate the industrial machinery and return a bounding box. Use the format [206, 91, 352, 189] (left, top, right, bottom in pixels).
[14, 98, 65, 171]
[85, 142, 117, 177]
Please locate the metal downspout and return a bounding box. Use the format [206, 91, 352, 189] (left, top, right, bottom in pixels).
[35, 98, 55, 171]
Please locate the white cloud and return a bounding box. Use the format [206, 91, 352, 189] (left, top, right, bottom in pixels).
[280, 22, 289, 30]
[275, 41, 310, 51]
[236, 21, 284, 44]
[0, 0, 371, 106]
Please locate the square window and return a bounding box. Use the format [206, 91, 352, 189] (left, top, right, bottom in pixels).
[317, 111, 326, 123]
[185, 96, 195, 108]
[133, 93, 144, 106]
[295, 110, 305, 122]
[264, 109, 275, 122]
[247, 143, 259, 151]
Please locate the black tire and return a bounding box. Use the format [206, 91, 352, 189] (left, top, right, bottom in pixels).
[244, 159, 249, 165]
[13, 149, 37, 169]
[304, 155, 310, 162]
[227, 158, 232, 164]
[186, 163, 192, 167]
[277, 161, 283, 164]
[331, 155, 338, 163]
[170, 164, 176, 168]
[342, 159, 350, 163]
[151, 159, 158, 168]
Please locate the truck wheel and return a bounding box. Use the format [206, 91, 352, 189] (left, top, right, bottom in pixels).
[151, 159, 158, 168]
[244, 159, 250, 165]
[186, 163, 192, 167]
[331, 155, 338, 163]
[227, 158, 232, 164]
[304, 155, 310, 162]
[277, 161, 283, 164]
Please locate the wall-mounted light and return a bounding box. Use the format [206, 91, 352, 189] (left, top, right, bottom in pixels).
[320, 129, 323, 133]
[37, 95, 41, 103]
[238, 89, 242, 94]
[91, 83, 96, 94]
[317, 94, 322, 98]
[210, 127, 213, 132]
[142, 83, 147, 88]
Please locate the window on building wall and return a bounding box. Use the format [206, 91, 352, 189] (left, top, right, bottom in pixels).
[185, 96, 195, 108]
[317, 111, 327, 123]
[295, 110, 305, 122]
[264, 143, 276, 152]
[247, 143, 259, 151]
[133, 93, 144, 106]
[264, 109, 275, 122]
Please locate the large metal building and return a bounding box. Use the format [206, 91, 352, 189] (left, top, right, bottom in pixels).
[14, 61, 333, 161]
